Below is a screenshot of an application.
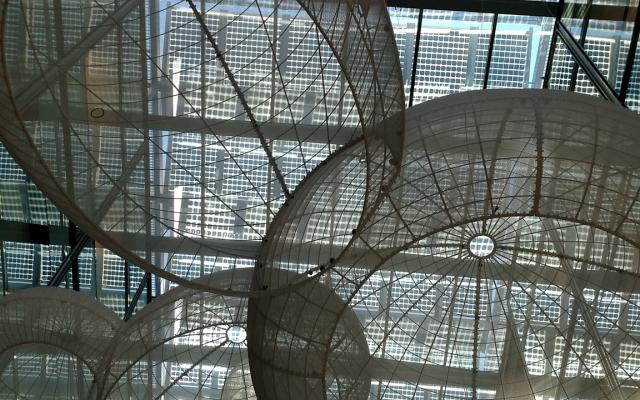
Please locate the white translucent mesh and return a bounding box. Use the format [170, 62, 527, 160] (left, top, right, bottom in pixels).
[0, 0, 403, 293]
[0, 273, 257, 399]
[103, 270, 255, 399]
[256, 90, 640, 399]
[0, 344, 96, 400]
[247, 270, 370, 400]
[0, 287, 120, 399]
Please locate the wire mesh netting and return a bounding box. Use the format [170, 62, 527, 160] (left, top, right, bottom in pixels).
[0, 0, 404, 293]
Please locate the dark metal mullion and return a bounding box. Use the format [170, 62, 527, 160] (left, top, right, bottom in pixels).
[51, 0, 82, 290]
[556, 21, 622, 104]
[408, 8, 424, 107]
[200, 0, 207, 282]
[619, 4, 640, 103]
[569, 2, 592, 92]
[139, 0, 154, 304]
[544, 0, 565, 89]
[116, 0, 129, 306]
[69, 223, 80, 291]
[124, 260, 130, 310]
[123, 271, 151, 321]
[1, 242, 7, 295]
[146, 273, 153, 304]
[48, 234, 92, 287]
[483, 13, 499, 90]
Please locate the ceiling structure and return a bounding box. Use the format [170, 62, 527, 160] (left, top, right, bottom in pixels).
[0, 0, 640, 399]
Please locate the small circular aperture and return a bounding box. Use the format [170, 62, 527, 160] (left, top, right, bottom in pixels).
[226, 325, 247, 344]
[90, 108, 105, 119]
[468, 234, 495, 258]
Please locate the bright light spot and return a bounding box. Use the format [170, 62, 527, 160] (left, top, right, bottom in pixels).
[226, 325, 247, 344]
[469, 235, 495, 258]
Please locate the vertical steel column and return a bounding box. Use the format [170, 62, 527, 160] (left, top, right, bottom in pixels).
[619, 4, 640, 103]
[483, 13, 499, 89]
[408, 8, 424, 107]
[0, 242, 7, 295]
[124, 260, 130, 309]
[568, 3, 591, 92]
[200, 0, 207, 284]
[139, 0, 154, 304]
[69, 223, 80, 291]
[543, 0, 565, 88]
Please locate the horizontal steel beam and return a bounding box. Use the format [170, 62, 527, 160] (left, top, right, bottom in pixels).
[385, 0, 636, 22]
[3, 222, 640, 293]
[0, 220, 68, 245]
[555, 21, 622, 105]
[22, 103, 358, 146]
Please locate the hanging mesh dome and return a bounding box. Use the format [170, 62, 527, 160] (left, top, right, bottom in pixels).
[102, 270, 255, 399]
[247, 269, 370, 400]
[0, 344, 96, 400]
[0, 272, 258, 399]
[0, 287, 122, 399]
[256, 90, 640, 399]
[0, 0, 404, 294]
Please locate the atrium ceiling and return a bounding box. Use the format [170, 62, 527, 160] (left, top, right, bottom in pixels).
[0, 0, 640, 399]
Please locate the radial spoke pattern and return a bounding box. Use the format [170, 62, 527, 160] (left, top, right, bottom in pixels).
[255, 90, 640, 399]
[0, 271, 258, 399]
[104, 270, 256, 399]
[2, 0, 640, 397]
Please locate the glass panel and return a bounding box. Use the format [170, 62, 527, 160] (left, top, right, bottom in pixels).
[388, 7, 420, 107]
[412, 11, 493, 105]
[623, 52, 640, 111]
[548, 38, 610, 97]
[485, 14, 556, 89]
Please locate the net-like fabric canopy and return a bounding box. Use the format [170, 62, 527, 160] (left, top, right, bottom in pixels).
[2, 0, 640, 395]
[0, 287, 120, 399]
[0, 273, 254, 399]
[0, 84, 639, 398]
[0, 0, 404, 294]
[102, 270, 255, 399]
[255, 90, 640, 399]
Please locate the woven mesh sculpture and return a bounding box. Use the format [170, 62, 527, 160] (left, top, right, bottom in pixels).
[0, 272, 255, 399]
[2, 0, 640, 396]
[0, 0, 404, 293]
[102, 270, 255, 399]
[253, 90, 640, 399]
[0, 288, 120, 399]
[248, 269, 370, 400]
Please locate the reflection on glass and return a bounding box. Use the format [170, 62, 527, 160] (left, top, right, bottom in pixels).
[486, 15, 556, 89]
[412, 11, 493, 104]
[389, 7, 420, 107]
[402, 12, 557, 105]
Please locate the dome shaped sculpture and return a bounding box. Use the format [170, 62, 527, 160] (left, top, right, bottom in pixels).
[247, 270, 370, 400]
[3, 0, 640, 394]
[0, 272, 258, 399]
[0, 0, 404, 294]
[102, 270, 256, 399]
[258, 90, 640, 399]
[0, 287, 121, 399]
